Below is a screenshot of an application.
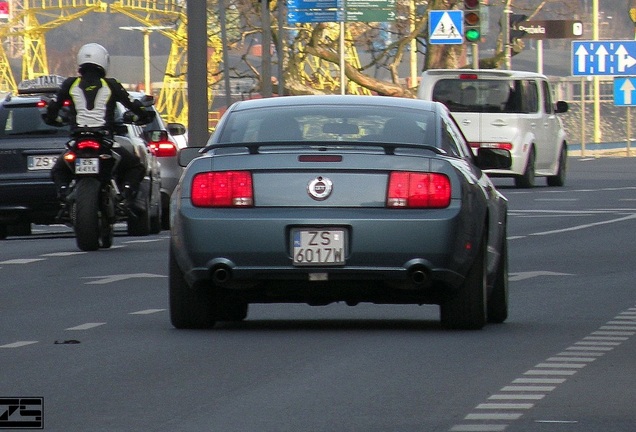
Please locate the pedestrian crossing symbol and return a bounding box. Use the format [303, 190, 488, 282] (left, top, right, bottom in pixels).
[429, 10, 464, 45]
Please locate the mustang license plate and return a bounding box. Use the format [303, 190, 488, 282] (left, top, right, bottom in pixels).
[75, 158, 99, 175]
[292, 229, 346, 266]
[27, 155, 58, 170]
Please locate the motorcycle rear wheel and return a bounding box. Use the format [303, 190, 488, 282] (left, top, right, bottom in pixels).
[72, 178, 105, 251]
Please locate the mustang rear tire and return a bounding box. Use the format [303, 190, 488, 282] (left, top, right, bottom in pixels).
[440, 236, 487, 330]
[487, 236, 508, 323]
[169, 247, 217, 329]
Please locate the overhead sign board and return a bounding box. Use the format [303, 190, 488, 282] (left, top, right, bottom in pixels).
[572, 40, 636, 76]
[614, 77, 636, 106]
[346, 9, 395, 22]
[346, 0, 395, 8]
[428, 10, 463, 45]
[287, 0, 340, 9]
[286, 0, 395, 23]
[287, 9, 342, 23]
[514, 20, 583, 39]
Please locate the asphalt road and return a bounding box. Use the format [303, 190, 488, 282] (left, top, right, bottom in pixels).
[1, 156, 636, 432]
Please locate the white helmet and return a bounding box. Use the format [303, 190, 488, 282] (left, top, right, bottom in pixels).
[77, 43, 109, 74]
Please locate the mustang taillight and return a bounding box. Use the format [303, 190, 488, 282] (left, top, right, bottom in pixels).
[149, 141, 177, 157]
[191, 171, 254, 207]
[387, 172, 451, 208]
[470, 142, 513, 151]
[77, 140, 101, 151]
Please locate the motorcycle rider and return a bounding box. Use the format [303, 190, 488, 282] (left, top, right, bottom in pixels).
[46, 43, 154, 204]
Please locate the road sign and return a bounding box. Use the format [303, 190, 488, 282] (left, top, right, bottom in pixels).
[614, 77, 636, 106]
[287, 9, 342, 23]
[428, 10, 463, 45]
[346, 0, 395, 8]
[513, 20, 583, 39]
[346, 8, 395, 22]
[572, 41, 636, 76]
[286, 0, 340, 8]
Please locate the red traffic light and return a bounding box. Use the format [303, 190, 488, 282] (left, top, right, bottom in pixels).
[465, 11, 479, 26]
[464, 0, 479, 9]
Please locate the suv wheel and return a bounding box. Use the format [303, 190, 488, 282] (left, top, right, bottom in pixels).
[515, 147, 535, 188]
[547, 145, 567, 187]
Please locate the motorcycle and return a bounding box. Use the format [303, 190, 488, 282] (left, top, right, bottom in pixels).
[56, 111, 151, 251]
[57, 127, 126, 251]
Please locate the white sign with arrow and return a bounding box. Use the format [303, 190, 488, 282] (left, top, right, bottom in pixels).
[573, 41, 636, 76]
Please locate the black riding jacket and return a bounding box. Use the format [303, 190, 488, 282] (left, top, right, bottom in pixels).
[46, 69, 147, 134]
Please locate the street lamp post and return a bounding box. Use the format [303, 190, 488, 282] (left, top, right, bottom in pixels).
[119, 25, 173, 93]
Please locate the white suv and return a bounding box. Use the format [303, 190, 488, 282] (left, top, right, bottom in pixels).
[418, 69, 568, 187]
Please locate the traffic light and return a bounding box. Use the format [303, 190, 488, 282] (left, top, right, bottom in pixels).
[463, 0, 481, 43]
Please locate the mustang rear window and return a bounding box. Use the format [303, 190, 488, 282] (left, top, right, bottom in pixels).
[217, 106, 437, 147]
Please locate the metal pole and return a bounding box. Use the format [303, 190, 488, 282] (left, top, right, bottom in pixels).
[278, 1, 285, 95]
[219, 0, 232, 107]
[581, 77, 586, 157]
[187, 0, 209, 142]
[340, 21, 345, 95]
[593, 0, 601, 143]
[143, 30, 150, 93]
[628, 106, 632, 156]
[536, 39, 543, 74]
[409, 0, 417, 87]
[261, 0, 272, 97]
[503, 6, 511, 70]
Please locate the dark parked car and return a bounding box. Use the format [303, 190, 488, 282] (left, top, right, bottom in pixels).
[0, 76, 161, 239]
[170, 95, 511, 330]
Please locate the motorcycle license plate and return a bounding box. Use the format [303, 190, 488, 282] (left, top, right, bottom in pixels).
[75, 158, 99, 175]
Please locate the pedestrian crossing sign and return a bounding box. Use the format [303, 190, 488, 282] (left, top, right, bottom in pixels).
[429, 10, 464, 45]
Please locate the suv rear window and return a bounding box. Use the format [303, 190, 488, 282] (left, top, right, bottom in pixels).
[432, 79, 539, 114]
[0, 105, 69, 137]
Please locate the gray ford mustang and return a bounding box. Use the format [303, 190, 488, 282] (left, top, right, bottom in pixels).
[170, 95, 511, 330]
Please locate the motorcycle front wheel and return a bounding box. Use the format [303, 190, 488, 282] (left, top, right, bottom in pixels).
[72, 178, 109, 251]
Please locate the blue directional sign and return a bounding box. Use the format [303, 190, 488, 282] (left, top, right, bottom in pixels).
[572, 40, 636, 76]
[614, 77, 636, 106]
[429, 10, 463, 45]
[287, 9, 342, 23]
[287, 0, 340, 9]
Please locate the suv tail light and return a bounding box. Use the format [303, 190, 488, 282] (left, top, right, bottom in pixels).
[149, 140, 178, 157]
[191, 171, 254, 207]
[470, 142, 513, 151]
[387, 172, 451, 208]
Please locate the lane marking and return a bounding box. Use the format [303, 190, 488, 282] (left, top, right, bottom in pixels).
[82, 273, 167, 284]
[449, 304, 636, 431]
[65, 323, 106, 331]
[529, 213, 636, 236]
[508, 271, 573, 282]
[41, 251, 86, 257]
[0, 258, 46, 265]
[123, 238, 167, 244]
[0, 341, 38, 348]
[451, 425, 507, 431]
[129, 309, 166, 315]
